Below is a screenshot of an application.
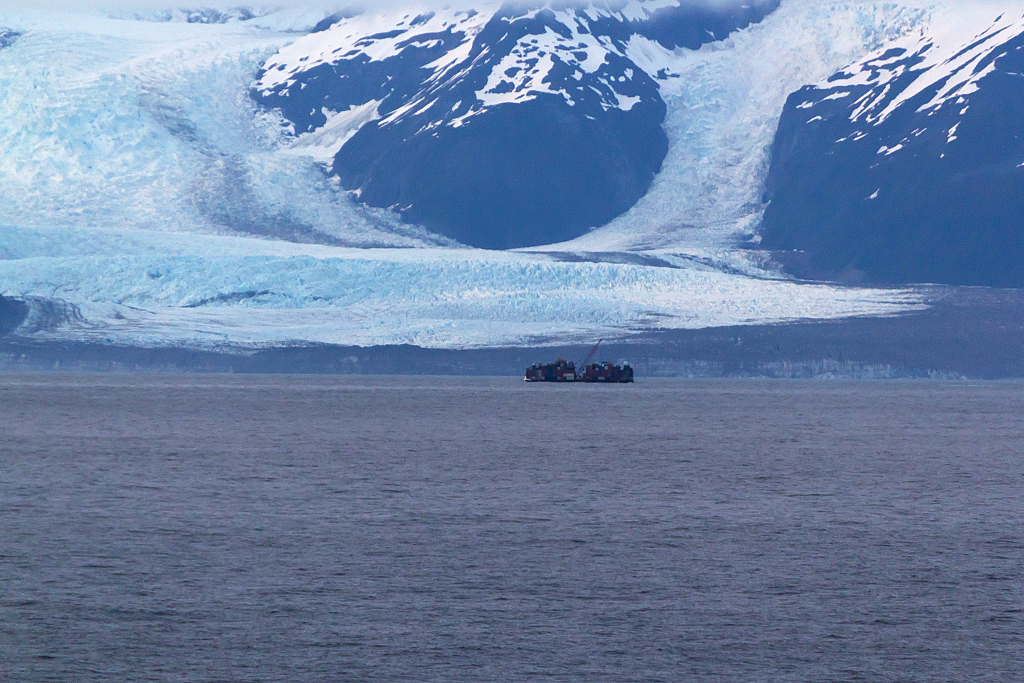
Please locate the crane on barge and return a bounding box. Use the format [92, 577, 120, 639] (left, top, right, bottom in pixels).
[578, 339, 602, 371]
[523, 339, 633, 383]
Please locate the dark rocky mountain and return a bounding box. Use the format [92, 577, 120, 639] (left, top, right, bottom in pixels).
[253, 1, 780, 249]
[760, 13, 1024, 287]
[0, 295, 27, 336]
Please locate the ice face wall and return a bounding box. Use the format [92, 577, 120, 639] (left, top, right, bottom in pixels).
[253, 0, 782, 249]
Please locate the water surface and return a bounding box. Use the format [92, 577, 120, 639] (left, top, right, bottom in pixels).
[2, 375, 1022, 681]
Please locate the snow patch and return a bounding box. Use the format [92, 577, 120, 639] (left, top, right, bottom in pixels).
[947, 120, 960, 143]
[478, 42, 563, 108]
[281, 100, 382, 165]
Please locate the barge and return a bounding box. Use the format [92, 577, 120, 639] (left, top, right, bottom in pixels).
[524, 340, 633, 383]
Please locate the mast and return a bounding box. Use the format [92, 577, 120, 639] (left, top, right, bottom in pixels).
[578, 339, 602, 375]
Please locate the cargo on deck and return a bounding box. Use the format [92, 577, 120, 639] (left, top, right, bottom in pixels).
[524, 341, 633, 383]
[524, 359, 577, 382]
[577, 361, 634, 383]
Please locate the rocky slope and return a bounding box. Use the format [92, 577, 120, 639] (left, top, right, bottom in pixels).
[760, 10, 1024, 286]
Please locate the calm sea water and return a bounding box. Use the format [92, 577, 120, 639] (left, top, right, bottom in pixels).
[1, 375, 1022, 682]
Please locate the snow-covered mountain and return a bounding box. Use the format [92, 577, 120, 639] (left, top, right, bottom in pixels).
[761, 7, 1024, 286]
[6, 1, 1015, 351]
[252, 1, 780, 248]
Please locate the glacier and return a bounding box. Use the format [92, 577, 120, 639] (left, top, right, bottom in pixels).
[550, 0, 938, 254]
[0, 222, 925, 348]
[2, 1, 1002, 351]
